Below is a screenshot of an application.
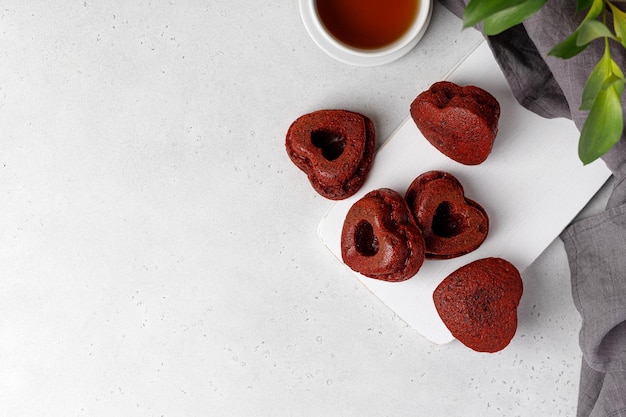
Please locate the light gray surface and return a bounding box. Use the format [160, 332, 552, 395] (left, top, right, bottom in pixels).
[0, 2, 608, 416]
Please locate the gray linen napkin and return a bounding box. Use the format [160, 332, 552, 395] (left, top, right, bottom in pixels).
[438, 1, 626, 415]
[562, 165, 626, 417]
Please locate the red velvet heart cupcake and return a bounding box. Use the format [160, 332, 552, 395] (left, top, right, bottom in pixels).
[405, 171, 488, 259]
[341, 188, 425, 282]
[433, 257, 523, 353]
[410, 81, 500, 165]
[286, 109, 375, 200]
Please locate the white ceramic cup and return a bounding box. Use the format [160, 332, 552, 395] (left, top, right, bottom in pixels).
[299, 0, 433, 66]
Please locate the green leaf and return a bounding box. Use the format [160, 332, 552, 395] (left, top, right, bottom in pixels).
[482, 0, 547, 35]
[608, 55, 626, 95]
[550, 0, 605, 58]
[576, 20, 616, 46]
[611, 65, 626, 95]
[577, 0, 594, 11]
[586, 0, 605, 21]
[608, 1, 626, 47]
[581, 53, 611, 110]
[582, 71, 626, 109]
[579, 83, 624, 164]
[462, 0, 528, 29]
[606, 72, 626, 96]
[481, 0, 547, 36]
[549, 30, 589, 58]
[582, 41, 626, 109]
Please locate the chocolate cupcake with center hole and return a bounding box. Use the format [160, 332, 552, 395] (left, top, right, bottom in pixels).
[341, 188, 425, 282]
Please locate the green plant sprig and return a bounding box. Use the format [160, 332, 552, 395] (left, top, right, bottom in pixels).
[463, 0, 626, 164]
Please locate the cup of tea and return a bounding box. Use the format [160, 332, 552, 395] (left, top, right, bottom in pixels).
[299, 0, 433, 66]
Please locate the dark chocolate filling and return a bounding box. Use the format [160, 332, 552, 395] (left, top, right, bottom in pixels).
[354, 220, 379, 257]
[431, 201, 467, 238]
[311, 129, 346, 161]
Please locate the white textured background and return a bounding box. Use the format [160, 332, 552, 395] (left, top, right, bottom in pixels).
[0, 2, 612, 416]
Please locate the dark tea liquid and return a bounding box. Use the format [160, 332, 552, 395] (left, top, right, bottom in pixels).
[315, 0, 419, 50]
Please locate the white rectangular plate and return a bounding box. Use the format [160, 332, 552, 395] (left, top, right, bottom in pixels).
[317, 42, 611, 345]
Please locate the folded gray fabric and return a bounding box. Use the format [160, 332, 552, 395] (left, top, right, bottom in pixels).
[562, 169, 626, 417]
[438, 1, 626, 415]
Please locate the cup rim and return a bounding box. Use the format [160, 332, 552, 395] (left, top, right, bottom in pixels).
[299, 0, 433, 66]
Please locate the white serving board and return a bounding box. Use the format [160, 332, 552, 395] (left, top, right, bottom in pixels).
[317, 41, 611, 345]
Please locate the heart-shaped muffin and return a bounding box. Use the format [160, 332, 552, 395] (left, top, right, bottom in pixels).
[405, 171, 488, 259]
[433, 257, 523, 353]
[341, 188, 425, 282]
[286, 109, 375, 200]
[410, 81, 500, 165]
